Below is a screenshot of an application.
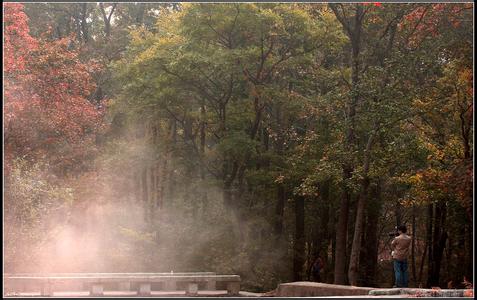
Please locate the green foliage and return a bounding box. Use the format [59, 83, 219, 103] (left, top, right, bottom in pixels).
[4, 158, 74, 271]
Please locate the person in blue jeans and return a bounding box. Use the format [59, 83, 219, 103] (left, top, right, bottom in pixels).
[393, 258, 409, 288]
[391, 225, 411, 288]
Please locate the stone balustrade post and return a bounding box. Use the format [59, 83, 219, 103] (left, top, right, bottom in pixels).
[91, 283, 104, 296]
[40, 281, 52, 296]
[206, 280, 216, 290]
[186, 283, 199, 296]
[226, 282, 240, 296]
[138, 283, 151, 296]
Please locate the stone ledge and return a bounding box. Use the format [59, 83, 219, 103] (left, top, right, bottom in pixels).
[369, 288, 472, 297]
[276, 282, 374, 297]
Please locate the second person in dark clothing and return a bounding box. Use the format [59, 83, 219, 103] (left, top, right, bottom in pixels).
[311, 256, 324, 282]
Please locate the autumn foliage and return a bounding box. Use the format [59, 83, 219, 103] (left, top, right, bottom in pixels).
[4, 3, 104, 174]
[399, 4, 473, 48]
[3, 3, 37, 73]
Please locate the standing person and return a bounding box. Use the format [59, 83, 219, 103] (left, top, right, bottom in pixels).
[391, 225, 412, 288]
[311, 255, 324, 282]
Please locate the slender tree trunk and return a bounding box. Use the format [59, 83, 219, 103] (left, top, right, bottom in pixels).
[166, 120, 177, 203]
[155, 159, 163, 210]
[330, 4, 363, 285]
[158, 157, 167, 209]
[146, 166, 154, 226]
[444, 236, 451, 285]
[330, 228, 336, 283]
[334, 186, 350, 284]
[309, 181, 330, 281]
[348, 133, 374, 286]
[74, 16, 82, 43]
[274, 185, 286, 238]
[135, 3, 146, 24]
[135, 172, 142, 204]
[223, 163, 236, 208]
[428, 200, 447, 287]
[465, 222, 472, 282]
[80, 3, 89, 43]
[199, 103, 208, 213]
[315, 181, 330, 257]
[395, 198, 402, 227]
[274, 102, 285, 241]
[293, 196, 305, 281]
[99, 3, 117, 38]
[418, 238, 427, 287]
[348, 176, 370, 286]
[328, 198, 336, 283]
[460, 107, 473, 283]
[426, 203, 434, 287]
[183, 115, 195, 216]
[363, 181, 381, 287]
[411, 205, 417, 286]
[142, 167, 148, 222]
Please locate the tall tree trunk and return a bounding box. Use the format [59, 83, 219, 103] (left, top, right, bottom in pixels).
[135, 171, 142, 203]
[348, 176, 370, 286]
[334, 186, 350, 284]
[363, 181, 381, 287]
[135, 3, 146, 24]
[411, 205, 417, 286]
[99, 3, 117, 38]
[146, 166, 154, 226]
[395, 198, 403, 227]
[310, 181, 330, 280]
[418, 237, 427, 287]
[428, 200, 447, 287]
[314, 181, 330, 257]
[166, 120, 177, 203]
[329, 3, 363, 285]
[348, 133, 374, 286]
[465, 222, 472, 282]
[426, 203, 434, 287]
[141, 167, 148, 222]
[80, 3, 89, 43]
[274, 185, 286, 238]
[330, 226, 336, 283]
[74, 15, 82, 43]
[273, 101, 285, 241]
[199, 103, 208, 214]
[293, 196, 305, 281]
[328, 198, 336, 283]
[223, 162, 237, 208]
[183, 115, 195, 217]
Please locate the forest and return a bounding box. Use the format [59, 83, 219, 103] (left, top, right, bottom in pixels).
[3, 2, 473, 292]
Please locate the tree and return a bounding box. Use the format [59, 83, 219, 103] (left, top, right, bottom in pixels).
[4, 2, 104, 273]
[395, 3, 473, 287]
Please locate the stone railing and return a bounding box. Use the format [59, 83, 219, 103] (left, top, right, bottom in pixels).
[369, 288, 473, 297]
[273, 282, 473, 298]
[276, 282, 373, 296]
[4, 272, 241, 296]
